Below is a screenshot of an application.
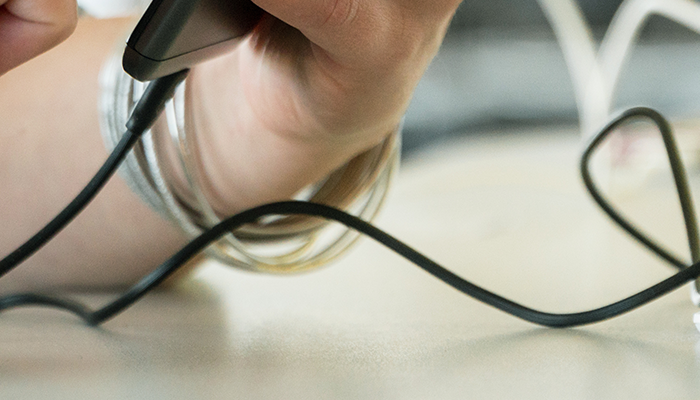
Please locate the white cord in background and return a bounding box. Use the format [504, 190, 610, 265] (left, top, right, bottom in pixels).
[77, 0, 147, 18]
[597, 0, 700, 120]
[536, 0, 610, 137]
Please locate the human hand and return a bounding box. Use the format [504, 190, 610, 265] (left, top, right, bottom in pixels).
[0, 0, 77, 75]
[187, 0, 462, 214]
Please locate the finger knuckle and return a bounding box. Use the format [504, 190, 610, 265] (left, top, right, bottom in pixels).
[322, 0, 361, 28]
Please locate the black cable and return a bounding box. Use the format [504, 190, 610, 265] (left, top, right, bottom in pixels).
[3, 200, 699, 327]
[0, 87, 698, 327]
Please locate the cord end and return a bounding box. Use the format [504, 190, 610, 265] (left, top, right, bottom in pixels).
[125, 69, 189, 134]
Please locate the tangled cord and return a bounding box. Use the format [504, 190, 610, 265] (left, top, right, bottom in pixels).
[0, 71, 697, 327]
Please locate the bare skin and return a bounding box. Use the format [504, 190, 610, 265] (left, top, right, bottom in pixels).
[0, 0, 460, 292]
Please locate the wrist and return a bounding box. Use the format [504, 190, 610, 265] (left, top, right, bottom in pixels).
[186, 53, 401, 216]
[100, 32, 401, 274]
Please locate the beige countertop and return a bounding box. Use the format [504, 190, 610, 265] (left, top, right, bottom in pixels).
[2, 127, 699, 399]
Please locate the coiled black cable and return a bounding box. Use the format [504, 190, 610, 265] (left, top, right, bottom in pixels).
[0, 73, 697, 328]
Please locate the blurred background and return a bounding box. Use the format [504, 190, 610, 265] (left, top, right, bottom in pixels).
[403, 0, 700, 155]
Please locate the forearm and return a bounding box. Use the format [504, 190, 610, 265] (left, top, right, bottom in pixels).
[0, 17, 187, 292]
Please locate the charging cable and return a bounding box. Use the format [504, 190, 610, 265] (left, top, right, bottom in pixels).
[0, 72, 698, 329]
